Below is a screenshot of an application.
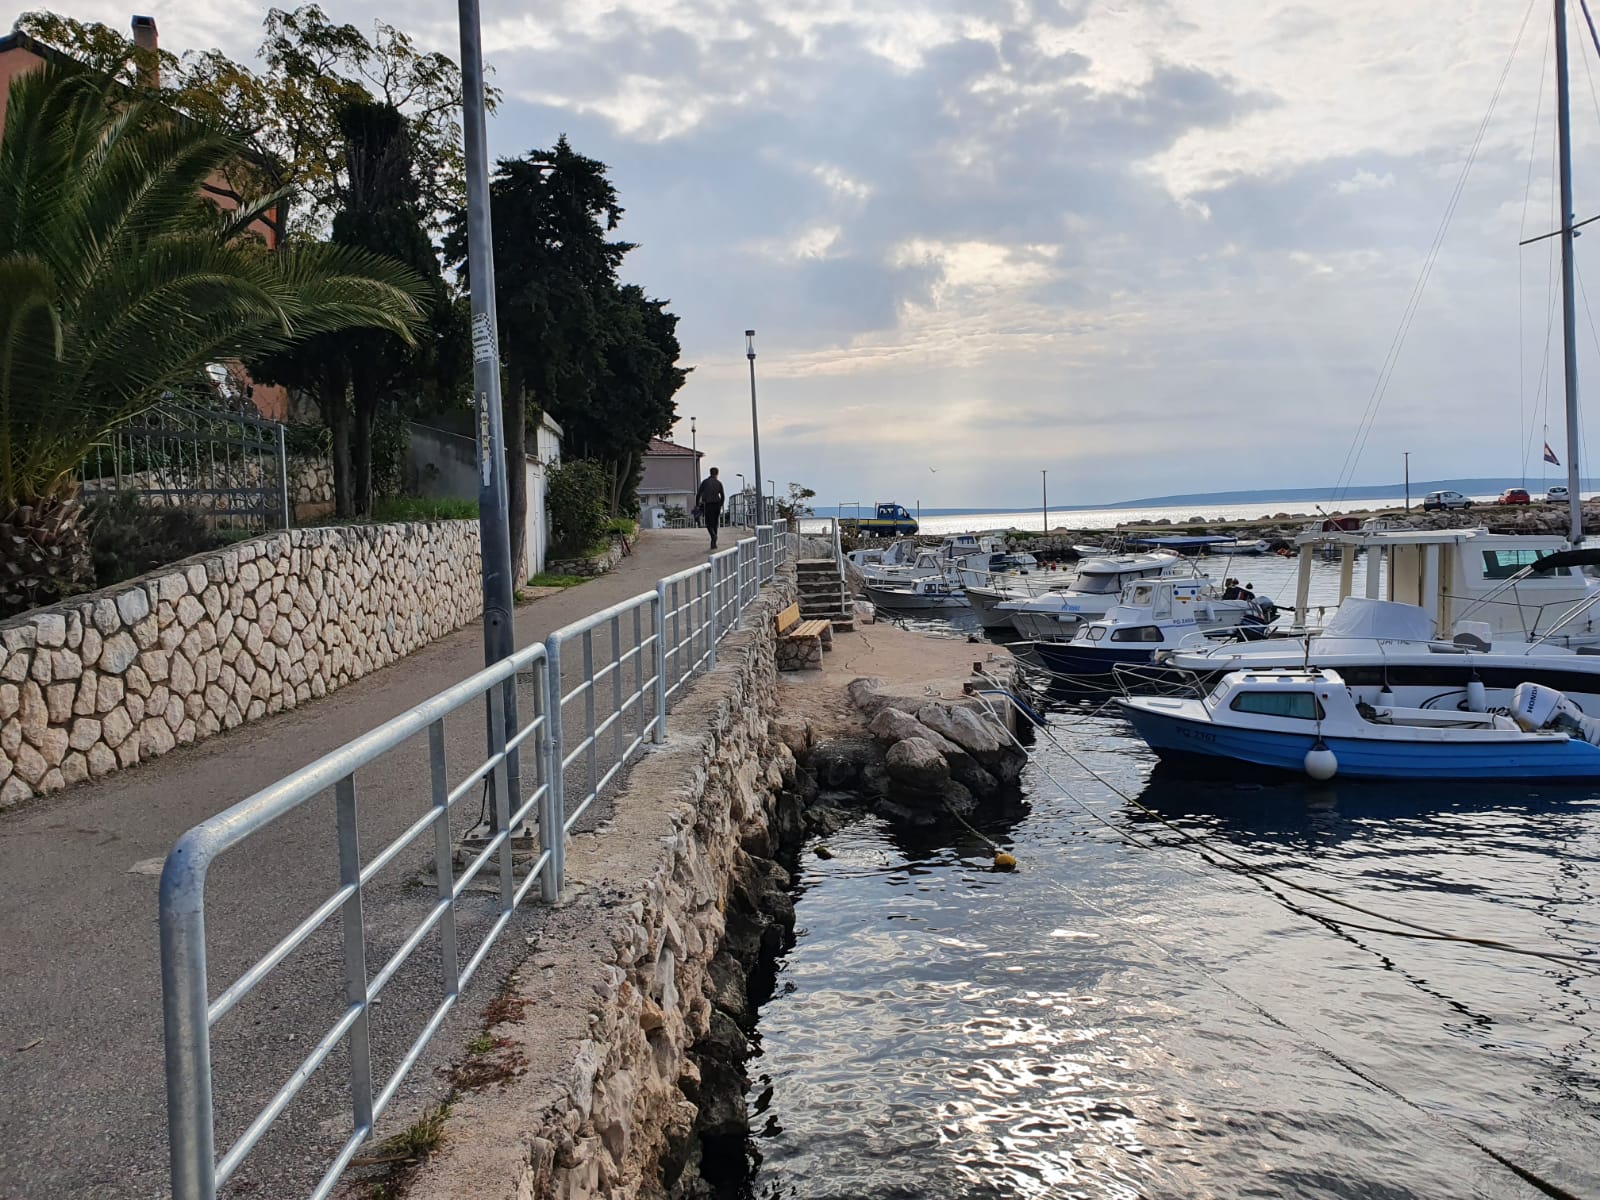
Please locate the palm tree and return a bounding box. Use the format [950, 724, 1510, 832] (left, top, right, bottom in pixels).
[0, 61, 427, 616]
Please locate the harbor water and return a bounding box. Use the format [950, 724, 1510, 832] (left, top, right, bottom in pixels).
[901, 496, 1508, 537]
[727, 555, 1600, 1199]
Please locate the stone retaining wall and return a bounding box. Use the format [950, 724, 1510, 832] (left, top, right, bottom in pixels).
[0, 520, 481, 808]
[405, 570, 798, 1200]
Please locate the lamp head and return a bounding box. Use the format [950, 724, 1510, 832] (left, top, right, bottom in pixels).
[745, 330, 756, 359]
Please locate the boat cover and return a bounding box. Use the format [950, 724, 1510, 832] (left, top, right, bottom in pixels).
[1128, 535, 1234, 548]
[1319, 597, 1433, 642]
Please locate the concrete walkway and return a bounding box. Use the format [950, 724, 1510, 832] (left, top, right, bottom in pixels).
[0, 529, 718, 1199]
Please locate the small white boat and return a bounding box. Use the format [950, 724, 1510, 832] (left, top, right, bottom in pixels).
[1119, 669, 1600, 781]
[957, 552, 1079, 629]
[1026, 576, 1275, 677]
[998, 554, 1186, 641]
[863, 576, 969, 610]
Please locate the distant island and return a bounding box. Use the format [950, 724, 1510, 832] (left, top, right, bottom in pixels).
[812, 478, 1596, 519]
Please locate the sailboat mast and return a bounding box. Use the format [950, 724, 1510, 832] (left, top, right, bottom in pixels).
[1555, 0, 1584, 543]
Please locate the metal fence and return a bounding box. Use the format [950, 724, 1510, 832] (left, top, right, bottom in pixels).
[160, 525, 792, 1200]
[82, 399, 291, 531]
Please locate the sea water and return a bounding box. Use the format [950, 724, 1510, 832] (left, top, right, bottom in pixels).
[728, 556, 1600, 1200]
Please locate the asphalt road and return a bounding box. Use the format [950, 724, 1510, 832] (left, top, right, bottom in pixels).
[0, 528, 720, 1199]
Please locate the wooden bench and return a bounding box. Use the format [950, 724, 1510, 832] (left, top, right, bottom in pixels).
[775, 602, 832, 670]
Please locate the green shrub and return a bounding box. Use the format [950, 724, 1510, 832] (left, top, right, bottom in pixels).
[547, 460, 609, 557]
[373, 495, 478, 522]
[604, 516, 637, 539]
[371, 411, 411, 501]
[86, 493, 223, 587]
[283, 422, 332, 458]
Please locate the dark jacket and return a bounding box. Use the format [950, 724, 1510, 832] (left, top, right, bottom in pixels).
[696, 477, 725, 507]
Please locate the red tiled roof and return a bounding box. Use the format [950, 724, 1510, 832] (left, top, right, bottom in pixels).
[646, 438, 700, 456]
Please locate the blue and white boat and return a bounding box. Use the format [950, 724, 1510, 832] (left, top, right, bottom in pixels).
[1118, 669, 1600, 781]
[1025, 576, 1274, 676]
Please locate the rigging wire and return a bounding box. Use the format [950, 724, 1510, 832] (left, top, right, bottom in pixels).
[1329, 0, 1540, 505]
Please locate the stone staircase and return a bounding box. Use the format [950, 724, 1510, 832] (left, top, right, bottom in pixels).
[796, 558, 854, 632]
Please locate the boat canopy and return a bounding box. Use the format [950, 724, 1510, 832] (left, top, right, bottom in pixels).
[1320, 597, 1433, 642]
[1533, 547, 1600, 571]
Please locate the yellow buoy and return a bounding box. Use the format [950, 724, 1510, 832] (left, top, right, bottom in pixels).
[993, 852, 1017, 871]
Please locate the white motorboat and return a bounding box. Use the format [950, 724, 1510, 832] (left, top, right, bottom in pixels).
[1119, 668, 1600, 781]
[1149, 536, 1600, 713]
[997, 553, 1187, 641]
[1025, 575, 1276, 677]
[957, 552, 1079, 629]
[863, 575, 969, 610]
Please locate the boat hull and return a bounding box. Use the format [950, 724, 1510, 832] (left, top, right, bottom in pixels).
[1118, 701, 1600, 780]
[864, 588, 969, 611]
[966, 587, 1021, 629]
[1029, 643, 1155, 675]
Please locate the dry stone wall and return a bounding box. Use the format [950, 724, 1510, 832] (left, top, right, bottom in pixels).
[0, 520, 481, 808]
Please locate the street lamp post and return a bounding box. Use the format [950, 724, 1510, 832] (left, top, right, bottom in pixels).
[768, 479, 777, 525]
[1042, 469, 1048, 533]
[737, 473, 747, 526]
[456, 0, 519, 836]
[746, 330, 764, 527]
[1404, 451, 1410, 513]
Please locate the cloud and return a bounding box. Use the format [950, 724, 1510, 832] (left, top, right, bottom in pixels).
[44, 0, 1600, 506]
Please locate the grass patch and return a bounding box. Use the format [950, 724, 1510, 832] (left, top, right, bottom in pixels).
[528, 572, 586, 588]
[466, 1032, 496, 1056]
[373, 496, 479, 522]
[604, 516, 637, 539]
[375, 1104, 451, 1162]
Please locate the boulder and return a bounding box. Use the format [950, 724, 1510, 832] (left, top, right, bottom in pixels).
[867, 706, 960, 755]
[805, 738, 884, 788]
[845, 676, 886, 713]
[885, 737, 950, 792]
[771, 717, 812, 755]
[918, 702, 1004, 756]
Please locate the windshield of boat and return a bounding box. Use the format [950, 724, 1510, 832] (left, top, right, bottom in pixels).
[1126, 583, 1156, 606]
[1074, 572, 1125, 594]
[1480, 549, 1570, 580]
[1229, 690, 1325, 720]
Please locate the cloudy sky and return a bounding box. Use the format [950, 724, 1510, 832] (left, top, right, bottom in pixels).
[35, 0, 1600, 507]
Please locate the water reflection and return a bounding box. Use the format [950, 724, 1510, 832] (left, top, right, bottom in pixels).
[735, 700, 1600, 1200]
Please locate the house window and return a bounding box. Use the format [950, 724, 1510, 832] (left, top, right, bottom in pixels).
[1229, 691, 1324, 720]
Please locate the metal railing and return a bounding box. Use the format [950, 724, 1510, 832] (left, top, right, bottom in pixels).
[82, 399, 292, 531]
[160, 524, 792, 1200]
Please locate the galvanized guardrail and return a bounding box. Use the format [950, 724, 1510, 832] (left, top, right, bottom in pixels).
[160, 527, 791, 1200]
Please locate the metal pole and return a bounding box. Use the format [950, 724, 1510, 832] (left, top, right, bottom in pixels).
[1041, 469, 1048, 532]
[276, 423, 291, 529]
[457, 0, 521, 827]
[161, 843, 217, 1200]
[1403, 451, 1409, 513]
[1556, 0, 1585, 544]
[746, 330, 763, 527]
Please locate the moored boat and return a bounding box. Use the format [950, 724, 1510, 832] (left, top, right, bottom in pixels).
[1118, 668, 1600, 781]
[863, 575, 969, 610]
[1025, 576, 1275, 677]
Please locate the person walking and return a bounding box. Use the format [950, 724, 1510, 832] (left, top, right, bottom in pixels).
[697, 468, 726, 549]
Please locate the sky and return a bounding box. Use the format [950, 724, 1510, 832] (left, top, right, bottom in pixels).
[23, 0, 1600, 507]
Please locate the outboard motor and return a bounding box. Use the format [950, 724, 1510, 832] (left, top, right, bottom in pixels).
[1511, 682, 1600, 746]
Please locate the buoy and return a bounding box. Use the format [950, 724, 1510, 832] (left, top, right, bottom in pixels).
[993, 852, 1017, 871]
[1377, 685, 1396, 709]
[1304, 738, 1338, 781]
[1466, 679, 1487, 712]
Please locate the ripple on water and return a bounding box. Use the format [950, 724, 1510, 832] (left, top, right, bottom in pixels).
[735, 704, 1600, 1200]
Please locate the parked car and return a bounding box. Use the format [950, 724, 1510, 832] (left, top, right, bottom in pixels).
[1497, 488, 1532, 505]
[1547, 485, 1571, 503]
[1422, 489, 1472, 511]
